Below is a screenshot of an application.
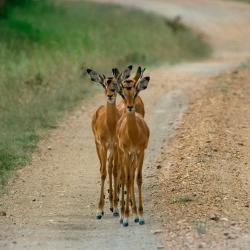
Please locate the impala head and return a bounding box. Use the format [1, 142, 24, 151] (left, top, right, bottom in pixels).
[86, 66, 133, 104]
[86, 68, 118, 103]
[115, 66, 150, 113]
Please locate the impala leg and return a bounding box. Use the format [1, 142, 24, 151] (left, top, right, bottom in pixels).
[96, 144, 107, 219]
[137, 151, 145, 225]
[95, 142, 102, 172]
[123, 154, 131, 227]
[108, 153, 113, 213]
[118, 149, 124, 223]
[119, 166, 125, 224]
[130, 161, 138, 223]
[117, 148, 122, 198]
[112, 149, 119, 217]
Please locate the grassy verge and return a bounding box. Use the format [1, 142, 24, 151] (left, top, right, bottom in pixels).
[0, 0, 210, 189]
[228, 0, 250, 3]
[234, 0, 250, 3]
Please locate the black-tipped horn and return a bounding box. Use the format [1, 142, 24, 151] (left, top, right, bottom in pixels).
[140, 68, 146, 78]
[135, 66, 142, 81]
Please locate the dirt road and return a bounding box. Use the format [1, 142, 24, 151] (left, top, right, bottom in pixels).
[1, 0, 250, 249]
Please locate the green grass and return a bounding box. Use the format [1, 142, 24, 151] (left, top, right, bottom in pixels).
[215, 81, 229, 93]
[195, 221, 207, 235]
[0, 0, 210, 189]
[171, 195, 195, 204]
[233, 0, 250, 3]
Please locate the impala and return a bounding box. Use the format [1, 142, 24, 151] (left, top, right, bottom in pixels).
[86, 66, 132, 219]
[115, 66, 150, 227]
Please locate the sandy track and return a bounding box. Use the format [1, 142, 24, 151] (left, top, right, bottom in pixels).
[1, 0, 250, 249]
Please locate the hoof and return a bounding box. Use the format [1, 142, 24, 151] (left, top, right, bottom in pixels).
[119, 218, 123, 224]
[96, 214, 102, 220]
[110, 207, 113, 212]
[134, 216, 139, 223]
[123, 220, 129, 227]
[96, 211, 103, 219]
[139, 218, 145, 225]
[113, 208, 119, 217]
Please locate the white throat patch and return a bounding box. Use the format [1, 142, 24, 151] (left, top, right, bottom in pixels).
[107, 97, 115, 104]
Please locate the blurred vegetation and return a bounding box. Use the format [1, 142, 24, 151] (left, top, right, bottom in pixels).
[0, 0, 210, 189]
[227, 0, 250, 2]
[235, 0, 250, 2]
[0, 0, 33, 16]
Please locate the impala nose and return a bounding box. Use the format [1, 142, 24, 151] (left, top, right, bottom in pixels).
[127, 105, 134, 112]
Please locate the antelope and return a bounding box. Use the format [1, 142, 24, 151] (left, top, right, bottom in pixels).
[86, 65, 147, 220]
[114, 68, 146, 207]
[115, 66, 150, 227]
[86, 66, 132, 219]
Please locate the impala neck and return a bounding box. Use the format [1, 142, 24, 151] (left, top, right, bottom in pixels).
[126, 110, 139, 138]
[106, 100, 117, 128]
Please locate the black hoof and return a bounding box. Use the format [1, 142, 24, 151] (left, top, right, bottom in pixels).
[113, 212, 119, 217]
[110, 207, 113, 212]
[139, 219, 145, 225]
[123, 221, 128, 227]
[119, 218, 123, 224]
[134, 217, 139, 223]
[96, 215, 102, 220]
[102, 211, 104, 215]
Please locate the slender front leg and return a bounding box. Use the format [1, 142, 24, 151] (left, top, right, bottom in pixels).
[123, 154, 131, 227]
[112, 149, 119, 216]
[130, 161, 138, 223]
[119, 167, 125, 224]
[137, 151, 145, 225]
[96, 144, 107, 219]
[108, 153, 113, 213]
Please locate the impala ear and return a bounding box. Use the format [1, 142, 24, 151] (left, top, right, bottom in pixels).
[86, 68, 105, 87]
[135, 76, 150, 96]
[121, 65, 133, 80]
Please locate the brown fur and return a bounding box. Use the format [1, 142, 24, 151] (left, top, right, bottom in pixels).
[117, 96, 145, 117]
[116, 72, 150, 225]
